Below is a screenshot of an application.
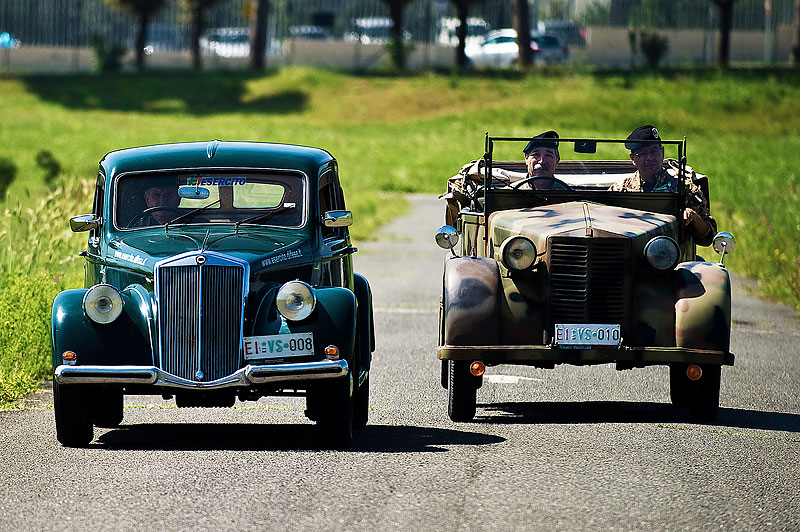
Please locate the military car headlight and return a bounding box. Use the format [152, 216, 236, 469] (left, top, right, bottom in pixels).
[276, 281, 316, 321]
[500, 236, 537, 271]
[82, 284, 124, 324]
[644, 236, 679, 270]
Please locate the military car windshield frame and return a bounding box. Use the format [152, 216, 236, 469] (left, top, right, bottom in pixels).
[481, 134, 687, 238]
[113, 167, 309, 231]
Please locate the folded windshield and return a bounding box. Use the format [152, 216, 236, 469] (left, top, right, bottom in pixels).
[115, 171, 306, 229]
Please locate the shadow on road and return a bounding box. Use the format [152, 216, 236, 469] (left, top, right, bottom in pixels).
[476, 401, 800, 432]
[93, 423, 505, 452]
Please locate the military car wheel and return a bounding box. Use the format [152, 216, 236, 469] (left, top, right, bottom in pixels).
[688, 365, 721, 423]
[314, 373, 354, 448]
[669, 364, 692, 408]
[447, 360, 477, 422]
[54, 382, 93, 447]
[353, 373, 369, 429]
[92, 389, 124, 428]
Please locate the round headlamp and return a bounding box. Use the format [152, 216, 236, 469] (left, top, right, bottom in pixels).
[500, 236, 537, 271]
[276, 281, 316, 321]
[82, 284, 124, 324]
[644, 236, 679, 270]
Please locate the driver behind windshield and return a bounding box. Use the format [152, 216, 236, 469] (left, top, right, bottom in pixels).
[520, 131, 572, 191]
[609, 125, 717, 246]
[140, 183, 181, 226]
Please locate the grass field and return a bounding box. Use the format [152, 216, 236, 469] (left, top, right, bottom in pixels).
[1, 66, 798, 408]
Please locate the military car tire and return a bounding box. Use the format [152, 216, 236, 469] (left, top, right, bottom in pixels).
[315, 373, 354, 448]
[54, 382, 93, 447]
[688, 365, 721, 423]
[92, 389, 124, 428]
[447, 360, 477, 422]
[668, 364, 692, 408]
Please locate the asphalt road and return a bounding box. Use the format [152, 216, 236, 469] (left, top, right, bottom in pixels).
[2, 195, 799, 532]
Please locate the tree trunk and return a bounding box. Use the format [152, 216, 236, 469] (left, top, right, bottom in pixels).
[792, 0, 800, 66]
[249, 0, 269, 70]
[512, 0, 531, 68]
[190, 5, 204, 71]
[455, 0, 469, 68]
[388, 1, 406, 69]
[135, 9, 150, 73]
[713, 0, 734, 68]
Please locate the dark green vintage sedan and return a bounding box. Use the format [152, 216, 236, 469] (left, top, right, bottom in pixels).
[51, 140, 374, 447]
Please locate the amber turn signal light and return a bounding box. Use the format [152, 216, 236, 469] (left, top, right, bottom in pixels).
[62, 351, 77, 361]
[686, 365, 703, 381]
[324, 345, 340, 360]
[470, 361, 486, 377]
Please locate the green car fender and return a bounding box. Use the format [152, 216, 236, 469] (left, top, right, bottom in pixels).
[50, 285, 155, 369]
[674, 262, 732, 352]
[251, 286, 357, 363]
[353, 273, 374, 373]
[442, 256, 501, 346]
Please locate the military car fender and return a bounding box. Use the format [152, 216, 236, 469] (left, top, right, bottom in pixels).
[252, 286, 357, 363]
[674, 262, 731, 352]
[51, 285, 155, 368]
[353, 273, 375, 372]
[442, 256, 501, 345]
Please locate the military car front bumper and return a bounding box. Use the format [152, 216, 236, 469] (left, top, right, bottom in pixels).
[437, 346, 734, 365]
[54, 359, 349, 389]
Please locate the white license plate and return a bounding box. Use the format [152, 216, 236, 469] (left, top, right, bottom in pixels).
[554, 324, 621, 347]
[243, 332, 314, 359]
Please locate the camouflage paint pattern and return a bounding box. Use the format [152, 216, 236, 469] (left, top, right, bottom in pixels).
[674, 262, 732, 352]
[443, 256, 500, 346]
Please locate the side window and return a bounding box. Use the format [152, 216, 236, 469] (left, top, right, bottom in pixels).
[318, 170, 340, 239]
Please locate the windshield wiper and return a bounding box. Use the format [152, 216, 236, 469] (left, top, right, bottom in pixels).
[164, 199, 220, 230]
[235, 205, 291, 230]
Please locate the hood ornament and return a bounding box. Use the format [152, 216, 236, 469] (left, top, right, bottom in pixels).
[207, 139, 221, 159]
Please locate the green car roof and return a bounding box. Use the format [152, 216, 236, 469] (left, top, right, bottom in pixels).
[100, 140, 334, 178]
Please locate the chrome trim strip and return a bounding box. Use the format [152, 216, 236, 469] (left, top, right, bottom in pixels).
[54, 359, 348, 389]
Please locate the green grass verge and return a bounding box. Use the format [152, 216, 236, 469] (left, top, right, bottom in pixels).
[1, 66, 798, 408]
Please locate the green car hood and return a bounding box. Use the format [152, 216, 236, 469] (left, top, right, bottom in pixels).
[489, 201, 679, 256]
[107, 227, 312, 272]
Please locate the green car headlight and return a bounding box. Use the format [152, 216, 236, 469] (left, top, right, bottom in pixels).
[276, 280, 316, 321]
[82, 284, 124, 324]
[500, 236, 537, 271]
[644, 236, 679, 270]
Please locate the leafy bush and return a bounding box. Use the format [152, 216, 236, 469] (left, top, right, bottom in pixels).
[639, 32, 669, 70]
[0, 158, 17, 200]
[89, 33, 126, 73]
[35, 150, 62, 185]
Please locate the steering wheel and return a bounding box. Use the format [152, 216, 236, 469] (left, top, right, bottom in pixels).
[126, 206, 182, 228]
[511, 176, 574, 191]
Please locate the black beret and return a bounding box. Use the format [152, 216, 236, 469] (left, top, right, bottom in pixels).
[523, 130, 559, 155]
[625, 125, 661, 151]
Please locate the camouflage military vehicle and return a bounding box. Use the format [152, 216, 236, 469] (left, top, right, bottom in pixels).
[436, 135, 735, 422]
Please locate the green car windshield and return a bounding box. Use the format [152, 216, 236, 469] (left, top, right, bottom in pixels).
[114, 171, 306, 230]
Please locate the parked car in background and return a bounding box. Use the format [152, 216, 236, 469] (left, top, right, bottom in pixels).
[288, 25, 333, 40]
[437, 16, 491, 47]
[51, 140, 374, 448]
[344, 17, 411, 45]
[465, 29, 568, 68]
[437, 135, 734, 423]
[537, 19, 586, 47]
[200, 27, 249, 58]
[0, 31, 20, 48]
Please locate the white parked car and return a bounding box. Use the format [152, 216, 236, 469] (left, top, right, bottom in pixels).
[466, 29, 569, 68]
[200, 27, 249, 58]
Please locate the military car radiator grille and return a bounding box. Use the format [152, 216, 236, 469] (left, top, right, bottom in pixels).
[548, 237, 631, 325]
[156, 264, 245, 382]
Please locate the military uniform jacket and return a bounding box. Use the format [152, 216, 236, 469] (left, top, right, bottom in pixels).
[609, 159, 717, 246]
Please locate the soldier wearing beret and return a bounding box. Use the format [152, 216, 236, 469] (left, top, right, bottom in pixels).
[609, 125, 717, 246]
[519, 131, 572, 191]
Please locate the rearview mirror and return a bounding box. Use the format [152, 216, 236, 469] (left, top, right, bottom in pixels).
[574, 140, 597, 154]
[69, 214, 100, 233]
[323, 210, 353, 228]
[179, 186, 210, 200]
[712, 232, 736, 265]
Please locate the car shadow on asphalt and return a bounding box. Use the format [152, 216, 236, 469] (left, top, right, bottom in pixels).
[475, 401, 800, 432]
[92, 423, 505, 452]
